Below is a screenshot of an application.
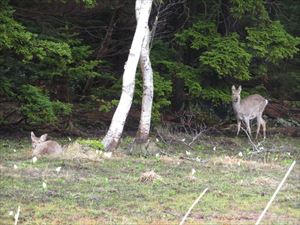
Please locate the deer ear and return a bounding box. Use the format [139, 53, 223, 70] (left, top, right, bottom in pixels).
[31, 132, 36, 141]
[40, 134, 48, 142]
[231, 85, 236, 92]
[238, 85, 242, 91]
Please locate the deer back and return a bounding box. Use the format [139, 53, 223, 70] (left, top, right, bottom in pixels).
[31, 132, 63, 156]
[238, 94, 268, 119]
[33, 140, 63, 156]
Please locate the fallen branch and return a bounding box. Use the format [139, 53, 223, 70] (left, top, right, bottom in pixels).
[255, 160, 296, 225]
[14, 205, 20, 225]
[179, 188, 208, 225]
[241, 127, 260, 152]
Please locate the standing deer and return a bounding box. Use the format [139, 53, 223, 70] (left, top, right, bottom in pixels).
[231, 85, 268, 139]
[31, 132, 63, 156]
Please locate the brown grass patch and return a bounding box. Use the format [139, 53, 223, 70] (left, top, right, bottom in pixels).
[60, 142, 103, 161]
[139, 170, 162, 183]
[213, 156, 283, 170]
[160, 156, 182, 165]
[252, 176, 279, 189]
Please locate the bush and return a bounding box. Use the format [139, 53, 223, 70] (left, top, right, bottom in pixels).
[19, 85, 71, 125]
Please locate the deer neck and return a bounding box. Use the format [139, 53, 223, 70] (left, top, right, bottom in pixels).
[232, 100, 241, 114]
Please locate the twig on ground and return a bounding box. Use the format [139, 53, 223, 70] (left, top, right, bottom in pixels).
[159, 149, 172, 157]
[14, 205, 20, 225]
[179, 155, 208, 163]
[181, 141, 197, 151]
[188, 130, 204, 146]
[255, 160, 296, 225]
[155, 129, 169, 145]
[241, 127, 260, 152]
[179, 188, 208, 225]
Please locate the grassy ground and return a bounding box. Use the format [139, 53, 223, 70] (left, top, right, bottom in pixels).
[0, 134, 299, 224]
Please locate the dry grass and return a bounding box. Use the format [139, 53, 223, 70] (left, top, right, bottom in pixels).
[139, 170, 162, 183]
[212, 155, 283, 170]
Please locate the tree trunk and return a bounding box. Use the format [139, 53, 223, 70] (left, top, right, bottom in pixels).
[82, 1, 123, 95]
[102, 0, 153, 150]
[136, 27, 154, 143]
[135, 0, 154, 144]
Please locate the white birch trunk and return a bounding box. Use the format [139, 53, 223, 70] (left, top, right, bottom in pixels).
[136, 26, 154, 143]
[102, 0, 153, 150]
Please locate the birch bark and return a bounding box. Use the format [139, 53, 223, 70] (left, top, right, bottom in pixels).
[136, 26, 154, 143]
[102, 0, 153, 150]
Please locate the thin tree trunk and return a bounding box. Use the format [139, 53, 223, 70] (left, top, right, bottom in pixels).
[102, 0, 153, 150]
[136, 27, 154, 143]
[82, 2, 123, 95]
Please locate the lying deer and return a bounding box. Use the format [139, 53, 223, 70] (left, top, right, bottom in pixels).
[31, 132, 63, 156]
[231, 85, 268, 139]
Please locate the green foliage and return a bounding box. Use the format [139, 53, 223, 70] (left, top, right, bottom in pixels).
[200, 34, 252, 80]
[0, 1, 105, 127]
[19, 85, 71, 125]
[246, 21, 300, 63]
[157, 61, 202, 96]
[78, 138, 104, 150]
[151, 72, 172, 122]
[0, 0, 299, 129]
[0, 76, 14, 98]
[35, 40, 72, 62]
[175, 21, 252, 106]
[79, 0, 97, 8]
[0, 4, 35, 60]
[230, 0, 269, 21]
[176, 21, 219, 50]
[19, 85, 57, 125]
[52, 101, 73, 117]
[200, 87, 231, 105]
[99, 100, 119, 113]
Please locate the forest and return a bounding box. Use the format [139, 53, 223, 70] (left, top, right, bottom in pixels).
[0, 0, 300, 224]
[1, 0, 299, 134]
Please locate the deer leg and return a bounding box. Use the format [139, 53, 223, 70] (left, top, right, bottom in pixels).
[236, 120, 241, 136]
[256, 117, 261, 139]
[245, 119, 251, 137]
[261, 118, 266, 139]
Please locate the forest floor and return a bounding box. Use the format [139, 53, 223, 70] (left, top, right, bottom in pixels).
[0, 132, 299, 224]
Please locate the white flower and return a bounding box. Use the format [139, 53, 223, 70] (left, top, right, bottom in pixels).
[9, 211, 14, 216]
[181, 138, 186, 142]
[32, 157, 38, 163]
[68, 137, 72, 141]
[155, 138, 159, 142]
[13, 149, 16, 153]
[55, 167, 61, 174]
[103, 152, 112, 158]
[191, 168, 196, 176]
[14, 206, 20, 222]
[155, 153, 160, 158]
[238, 152, 243, 157]
[13, 164, 18, 169]
[213, 146, 216, 151]
[42, 182, 47, 189]
[96, 150, 103, 155]
[186, 151, 191, 156]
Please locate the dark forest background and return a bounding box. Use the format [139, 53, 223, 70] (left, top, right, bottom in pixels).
[1, 0, 299, 135]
